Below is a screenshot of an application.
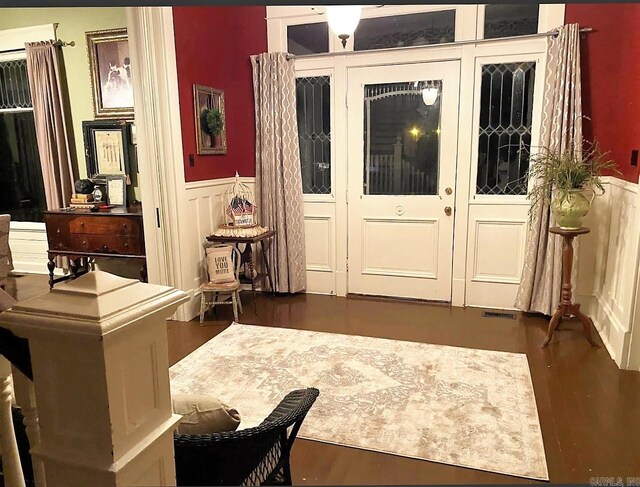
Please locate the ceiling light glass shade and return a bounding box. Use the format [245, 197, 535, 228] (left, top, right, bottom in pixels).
[327, 5, 362, 48]
[422, 87, 439, 106]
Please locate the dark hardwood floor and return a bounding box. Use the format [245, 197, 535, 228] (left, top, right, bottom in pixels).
[6, 275, 640, 484]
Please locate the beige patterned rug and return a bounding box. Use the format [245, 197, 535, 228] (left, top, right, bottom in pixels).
[169, 323, 548, 480]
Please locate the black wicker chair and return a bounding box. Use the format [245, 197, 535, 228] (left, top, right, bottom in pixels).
[174, 388, 319, 487]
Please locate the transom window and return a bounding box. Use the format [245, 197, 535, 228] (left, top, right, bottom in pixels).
[483, 4, 540, 39]
[287, 23, 329, 55]
[354, 10, 456, 51]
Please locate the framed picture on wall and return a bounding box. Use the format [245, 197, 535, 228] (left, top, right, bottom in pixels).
[193, 84, 227, 155]
[86, 28, 134, 119]
[82, 120, 132, 182]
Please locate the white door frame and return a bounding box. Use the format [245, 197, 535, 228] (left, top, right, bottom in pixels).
[127, 7, 191, 320]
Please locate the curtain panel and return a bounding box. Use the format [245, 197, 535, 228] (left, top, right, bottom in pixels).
[25, 41, 75, 210]
[251, 52, 306, 293]
[515, 24, 583, 315]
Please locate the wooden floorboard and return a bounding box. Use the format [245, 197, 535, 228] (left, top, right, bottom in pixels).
[7, 276, 640, 484]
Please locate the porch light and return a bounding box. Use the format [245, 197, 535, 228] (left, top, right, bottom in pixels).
[422, 87, 439, 106]
[327, 5, 362, 48]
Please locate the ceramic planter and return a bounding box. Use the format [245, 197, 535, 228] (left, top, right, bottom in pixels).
[551, 189, 594, 230]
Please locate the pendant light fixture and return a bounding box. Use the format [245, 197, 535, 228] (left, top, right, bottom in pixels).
[421, 82, 439, 106]
[326, 5, 362, 48]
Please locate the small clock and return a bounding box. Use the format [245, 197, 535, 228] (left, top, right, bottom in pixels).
[92, 186, 104, 203]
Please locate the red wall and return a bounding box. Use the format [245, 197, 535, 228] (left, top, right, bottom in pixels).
[173, 7, 267, 182]
[566, 3, 640, 183]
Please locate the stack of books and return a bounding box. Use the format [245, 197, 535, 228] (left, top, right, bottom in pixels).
[70, 193, 97, 211]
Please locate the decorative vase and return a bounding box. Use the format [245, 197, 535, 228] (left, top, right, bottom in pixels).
[213, 134, 222, 148]
[551, 189, 593, 230]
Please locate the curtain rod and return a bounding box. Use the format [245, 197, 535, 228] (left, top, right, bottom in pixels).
[1, 40, 75, 54]
[53, 40, 75, 48]
[273, 27, 593, 61]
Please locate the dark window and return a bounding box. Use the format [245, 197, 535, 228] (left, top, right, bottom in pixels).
[354, 10, 455, 51]
[0, 58, 46, 222]
[476, 62, 536, 196]
[287, 23, 329, 55]
[484, 4, 539, 39]
[296, 76, 331, 194]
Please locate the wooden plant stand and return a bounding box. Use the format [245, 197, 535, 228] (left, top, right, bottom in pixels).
[541, 227, 599, 348]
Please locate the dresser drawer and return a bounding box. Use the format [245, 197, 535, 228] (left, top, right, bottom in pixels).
[69, 234, 143, 255]
[69, 216, 142, 236]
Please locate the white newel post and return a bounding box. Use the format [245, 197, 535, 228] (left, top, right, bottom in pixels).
[11, 367, 45, 487]
[1, 271, 188, 487]
[0, 356, 25, 487]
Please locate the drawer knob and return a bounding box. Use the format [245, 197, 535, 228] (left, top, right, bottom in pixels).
[123, 224, 128, 230]
[80, 222, 85, 227]
[82, 240, 87, 246]
[56, 229, 61, 235]
[124, 242, 129, 249]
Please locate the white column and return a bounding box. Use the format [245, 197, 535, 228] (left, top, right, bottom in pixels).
[1, 271, 188, 487]
[0, 357, 25, 487]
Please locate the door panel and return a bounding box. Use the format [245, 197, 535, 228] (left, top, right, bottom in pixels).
[347, 61, 460, 300]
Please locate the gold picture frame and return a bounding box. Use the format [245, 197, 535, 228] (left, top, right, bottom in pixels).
[193, 84, 227, 155]
[86, 28, 134, 119]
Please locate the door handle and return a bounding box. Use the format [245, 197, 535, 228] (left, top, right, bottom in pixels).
[444, 206, 452, 216]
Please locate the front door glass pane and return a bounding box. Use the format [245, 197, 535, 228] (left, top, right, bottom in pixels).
[363, 81, 442, 195]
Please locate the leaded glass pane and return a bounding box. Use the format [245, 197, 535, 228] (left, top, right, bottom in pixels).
[484, 4, 539, 39]
[0, 59, 32, 110]
[288, 23, 329, 55]
[364, 81, 441, 195]
[296, 76, 331, 194]
[476, 62, 536, 196]
[354, 10, 455, 51]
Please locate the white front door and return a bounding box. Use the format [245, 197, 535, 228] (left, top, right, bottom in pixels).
[347, 61, 460, 301]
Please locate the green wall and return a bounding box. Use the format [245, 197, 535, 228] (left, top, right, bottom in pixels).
[0, 8, 136, 194]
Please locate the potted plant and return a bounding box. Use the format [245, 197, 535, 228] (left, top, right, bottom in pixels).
[200, 108, 224, 147]
[527, 141, 618, 229]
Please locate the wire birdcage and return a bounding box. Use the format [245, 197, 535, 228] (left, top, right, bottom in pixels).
[222, 172, 257, 227]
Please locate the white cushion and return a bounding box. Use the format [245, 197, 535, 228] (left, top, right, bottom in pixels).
[205, 246, 235, 284]
[172, 394, 241, 435]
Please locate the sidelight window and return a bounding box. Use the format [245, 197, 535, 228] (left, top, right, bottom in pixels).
[295, 75, 331, 195]
[476, 61, 536, 196]
[0, 57, 46, 222]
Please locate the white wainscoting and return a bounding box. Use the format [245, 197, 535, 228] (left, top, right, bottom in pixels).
[465, 203, 529, 309]
[578, 176, 640, 369]
[181, 177, 256, 320]
[8, 222, 49, 275]
[303, 200, 337, 295]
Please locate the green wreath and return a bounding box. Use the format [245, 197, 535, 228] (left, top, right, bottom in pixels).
[200, 108, 224, 136]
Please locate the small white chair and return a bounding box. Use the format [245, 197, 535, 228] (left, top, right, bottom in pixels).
[199, 244, 243, 324]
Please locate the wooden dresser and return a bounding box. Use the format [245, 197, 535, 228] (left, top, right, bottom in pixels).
[44, 206, 146, 288]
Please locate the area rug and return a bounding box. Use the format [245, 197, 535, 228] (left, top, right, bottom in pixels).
[169, 323, 548, 480]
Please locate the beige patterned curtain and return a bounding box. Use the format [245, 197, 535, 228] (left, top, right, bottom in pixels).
[25, 41, 75, 210]
[251, 52, 306, 293]
[515, 24, 583, 315]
